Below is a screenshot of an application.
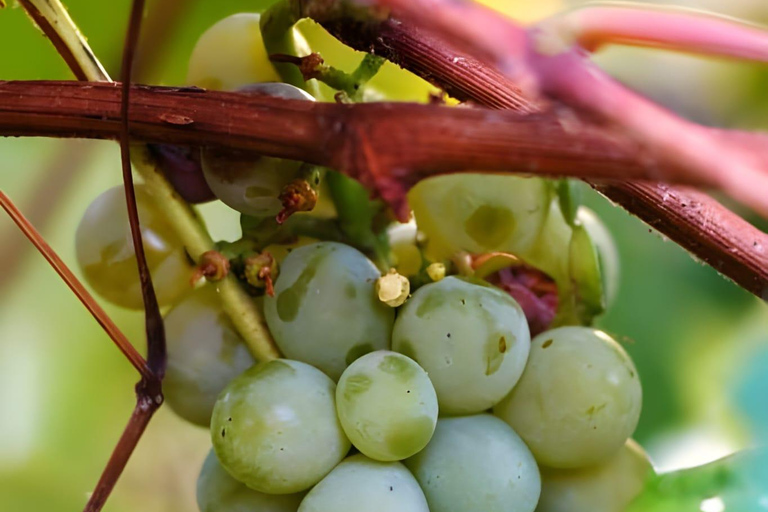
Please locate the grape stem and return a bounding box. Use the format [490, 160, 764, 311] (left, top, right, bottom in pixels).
[272, 52, 385, 101]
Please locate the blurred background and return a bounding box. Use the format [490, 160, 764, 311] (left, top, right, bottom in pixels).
[0, 0, 767, 510]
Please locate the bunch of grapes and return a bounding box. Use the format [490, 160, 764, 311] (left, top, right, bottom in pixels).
[74, 12, 654, 512]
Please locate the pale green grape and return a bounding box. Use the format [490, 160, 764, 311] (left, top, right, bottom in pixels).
[391, 276, 530, 414]
[387, 219, 423, 277]
[163, 287, 254, 427]
[536, 439, 654, 512]
[494, 327, 642, 469]
[187, 13, 284, 90]
[405, 414, 541, 512]
[264, 242, 395, 381]
[298, 454, 429, 512]
[211, 359, 350, 494]
[201, 83, 315, 218]
[197, 449, 304, 512]
[336, 351, 438, 461]
[408, 174, 550, 262]
[75, 185, 191, 309]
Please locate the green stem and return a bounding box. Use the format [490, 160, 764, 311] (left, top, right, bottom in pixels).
[306, 53, 385, 101]
[22, 0, 280, 362]
[260, 0, 322, 97]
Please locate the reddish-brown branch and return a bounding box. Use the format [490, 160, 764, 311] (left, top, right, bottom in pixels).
[320, 16, 768, 298]
[0, 81, 718, 183]
[591, 183, 768, 299]
[0, 190, 153, 379]
[83, 388, 161, 512]
[321, 17, 540, 112]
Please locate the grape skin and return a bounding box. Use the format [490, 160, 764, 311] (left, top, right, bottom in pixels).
[201, 83, 316, 218]
[298, 454, 429, 512]
[197, 449, 304, 512]
[211, 359, 350, 494]
[187, 13, 283, 91]
[163, 287, 255, 427]
[264, 242, 395, 381]
[336, 351, 438, 461]
[405, 414, 541, 512]
[536, 439, 654, 512]
[75, 185, 191, 309]
[391, 276, 531, 415]
[408, 174, 550, 262]
[494, 326, 642, 469]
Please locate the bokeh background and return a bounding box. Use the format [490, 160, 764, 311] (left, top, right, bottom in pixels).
[1, 0, 767, 510]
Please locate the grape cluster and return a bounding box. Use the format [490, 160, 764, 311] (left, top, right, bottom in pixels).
[72, 12, 653, 512]
[188, 240, 645, 512]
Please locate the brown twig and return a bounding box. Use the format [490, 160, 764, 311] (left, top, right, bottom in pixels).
[81, 0, 166, 510]
[0, 190, 153, 380]
[83, 391, 161, 512]
[0, 81, 725, 182]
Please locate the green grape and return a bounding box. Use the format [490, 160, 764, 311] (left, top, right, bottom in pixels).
[298, 454, 429, 512]
[407, 174, 551, 262]
[405, 414, 541, 512]
[211, 359, 350, 494]
[163, 287, 255, 427]
[391, 276, 530, 415]
[387, 219, 423, 277]
[576, 207, 619, 307]
[187, 13, 285, 90]
[537, 439, 654, 512]
[75, 185, 191, 309]
[197, 449, 304, 512]
[336, 351, 438, 461]
[263, 242, 395, 381]
[201, 82, 315, 218]
[494, 326, 642, 469]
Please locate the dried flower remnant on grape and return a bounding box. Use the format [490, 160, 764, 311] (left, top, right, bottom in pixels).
[192, 250, 230, 285]
[277, 178, 319, 224]
[426, 262, 445, 282]
[244, 252, 278, 296]
[377, 269, 410, 307]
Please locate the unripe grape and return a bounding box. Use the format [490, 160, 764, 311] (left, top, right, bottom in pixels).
[211, 359, 350, 494]
[163, 287, 255, 427]
[75, 185, 191, 309]
[405, 415, 541, 512]
[336, 351, 438, 461]
[264, 242, 395, 381]
[392, 276, 530, 415]
[408, 174, 550, 261]
[537, 439, 654, 512]
[298, 454, 429, 512]
[197, 449, 304, 512]
[187, 13, 283, 91]
[494, 326, 642, 469]
[201, 82, 315, 218]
